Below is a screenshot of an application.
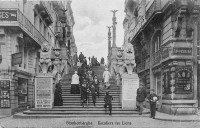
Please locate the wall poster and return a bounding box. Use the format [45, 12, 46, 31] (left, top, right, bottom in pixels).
[35, 77, 53, 108]
[0, 79, 10, 108]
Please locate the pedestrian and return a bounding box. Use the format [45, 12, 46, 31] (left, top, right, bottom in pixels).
[104, 92, 113, 115]
[93, 75, 100, 97]
[71, 71, 80, 94]
[54, 80, 63, 106]
[136, 82, 147, 115]
[88, 68, 94, 81]
[148, 89, 159, 119]
[79, 52, 84, 63]
[81, 79, 89, 107]
[89, 84, 96, 106]
[103, 68, 111, 89]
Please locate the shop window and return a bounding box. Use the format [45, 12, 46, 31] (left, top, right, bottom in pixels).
[18, 78, 28, 105]
[0, 80, 10, 108]
[162, 70, 171, 94]
[175, 66, 192, 93]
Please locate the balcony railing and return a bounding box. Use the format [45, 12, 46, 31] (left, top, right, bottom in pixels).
[41, 1, 53, 23]
[136, 58, 150, 73]
[17, 9, 48, 46]
[145, 0, 161, 21]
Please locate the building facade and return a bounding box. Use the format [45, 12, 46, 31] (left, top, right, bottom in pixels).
[124, 0, 200, 114]
[0, 0, 76, 115]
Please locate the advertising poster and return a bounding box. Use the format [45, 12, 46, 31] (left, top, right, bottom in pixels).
[35, 77, 53, 108]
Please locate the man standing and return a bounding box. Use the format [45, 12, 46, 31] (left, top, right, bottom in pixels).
[136, 82, 147, 115]
[104, 92, 113, 115]
[79, 52, 84, 63]
[148, 89, 159, 119]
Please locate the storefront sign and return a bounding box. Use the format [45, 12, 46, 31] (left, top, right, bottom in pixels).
[173, 47, 192, 55]
[175, 66, 192, 93]
[0, 10, 17, 21]
[0, 79, 10, 108]
[35, 77, 53, 108]
[11, 52, 22, 66]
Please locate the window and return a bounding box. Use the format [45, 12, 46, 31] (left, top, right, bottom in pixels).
[39, 19, 43, 34]
[24, 46, 27, 69]
[18, 78, 28, 105]
[152, 31, 161, 53]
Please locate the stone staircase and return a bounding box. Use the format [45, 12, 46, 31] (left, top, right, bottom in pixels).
[13, 65, 149, 118]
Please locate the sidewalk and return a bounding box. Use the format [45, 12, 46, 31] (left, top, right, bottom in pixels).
[1, 109, 200, 122]
[143, 108, 200, 122]
[0, 115, 12, 119]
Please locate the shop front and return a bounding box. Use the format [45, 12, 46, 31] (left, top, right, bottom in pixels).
[0, 69, 33, 115]
[161, 60, 197, 114]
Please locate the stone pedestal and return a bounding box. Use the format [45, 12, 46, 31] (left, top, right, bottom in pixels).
[35, 76, 54, 108]
[121, 73, 139, 109]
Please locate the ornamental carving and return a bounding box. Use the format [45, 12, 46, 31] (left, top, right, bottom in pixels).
[123, 43, 136, 74]
[38, 42, 52, 74]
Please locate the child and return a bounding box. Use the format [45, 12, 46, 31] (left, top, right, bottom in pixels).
[148, 89, 159, 119]
[104, 92, 113, 115]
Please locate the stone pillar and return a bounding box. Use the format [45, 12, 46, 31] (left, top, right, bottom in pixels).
[121, 73, 139, 109]
[111, 10, 118, 47]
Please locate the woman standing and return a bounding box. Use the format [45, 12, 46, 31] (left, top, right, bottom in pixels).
[103, 68, 111, 89]
[71, 71, 80, 94]
[54, 81, 63, 106]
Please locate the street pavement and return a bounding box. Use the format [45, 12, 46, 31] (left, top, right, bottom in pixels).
[0, 109, 200, 128]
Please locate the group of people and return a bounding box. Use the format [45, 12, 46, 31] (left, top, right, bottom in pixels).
[88, 56, 100, 67]
[55, 51, 160, 117]
[136, 82, 159, 119]
[71, 58, 113, 115]
[71, 55, 102, 107]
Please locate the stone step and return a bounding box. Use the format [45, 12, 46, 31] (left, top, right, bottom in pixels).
[62, 101, 120, 103]
[30, 107, 133, 111]
[61, 94, 120, 97]
[61, 93, 120, 96]
[54, 105, 122, 108]
[23, 110, 142, 115]
[62, 98, 120, 101]
[62, 102, 121, 106]
[13, 113, 150, 118]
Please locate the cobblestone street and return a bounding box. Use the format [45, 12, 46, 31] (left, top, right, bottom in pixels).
[0, 116, 200, 128]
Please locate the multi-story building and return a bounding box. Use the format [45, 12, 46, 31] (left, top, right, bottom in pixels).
[0, 0, 76, 115]
[124, 0, 200, 114]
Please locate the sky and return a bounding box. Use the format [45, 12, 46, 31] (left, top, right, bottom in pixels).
[71, 0, 125, 63]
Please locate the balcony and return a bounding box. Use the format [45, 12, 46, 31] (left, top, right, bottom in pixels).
[0, 9, 48, 46]
[35, 1, 53, 26]
[145, 0, 161, 20]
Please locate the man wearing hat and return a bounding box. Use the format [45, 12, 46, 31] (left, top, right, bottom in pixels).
[136, 82, 147, 115]
[148, 89, 159, 119]
[104, 92, 113, 115]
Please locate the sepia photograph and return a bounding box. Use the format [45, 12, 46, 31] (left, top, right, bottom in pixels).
[0, 0, 200, 127]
